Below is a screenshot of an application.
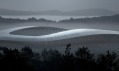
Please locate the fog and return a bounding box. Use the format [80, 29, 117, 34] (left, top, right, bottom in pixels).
[0, 22, 119, 54]
[0, 22, 119, 31]
[0, 0, 119, 54]
[0, 0, 119, 11]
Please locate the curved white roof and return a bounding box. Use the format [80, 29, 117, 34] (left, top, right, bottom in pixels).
[0, 26, 119, 42]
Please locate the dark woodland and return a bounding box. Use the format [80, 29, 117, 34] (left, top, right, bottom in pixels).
[0, 44, 119, 71]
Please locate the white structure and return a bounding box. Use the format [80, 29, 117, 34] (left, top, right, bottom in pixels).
[0, 26, 119, 53]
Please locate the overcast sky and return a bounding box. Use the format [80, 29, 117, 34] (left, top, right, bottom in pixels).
[0, 0, 119, 11]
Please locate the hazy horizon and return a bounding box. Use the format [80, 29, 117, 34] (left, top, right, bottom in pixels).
[0, 0, 119, 11]
[0, 8, 117, 12]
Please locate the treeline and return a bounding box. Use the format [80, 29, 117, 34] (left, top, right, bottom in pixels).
[59, 14, 119, 23]
[1, 14, 119, 24]
[0, 44, 119, 71]
[0, 16, 56, 23]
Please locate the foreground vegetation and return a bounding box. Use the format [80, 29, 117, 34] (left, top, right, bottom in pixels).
[0, 44, 119, 71]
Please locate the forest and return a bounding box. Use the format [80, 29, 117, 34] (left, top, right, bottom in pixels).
[0, 16, 56, 23]
[59, 14, 119, 23]
[0, 44, 119, 71]
[0, 14, 119, 24]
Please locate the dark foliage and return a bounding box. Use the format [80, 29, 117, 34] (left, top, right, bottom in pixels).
[0, 45, 119, 71]
[0, 16, 56, 23]
[1, 14, 119, 24]
[59, 14, 119, 23]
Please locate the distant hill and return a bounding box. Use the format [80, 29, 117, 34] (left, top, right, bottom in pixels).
[0, 16, 56, 23]
[66, 9, 117, 16]
[0, 9, 34, 15]
[1, 14, 119, 23]
[0, 8, 118, 16]
[59, 14, 119, 23]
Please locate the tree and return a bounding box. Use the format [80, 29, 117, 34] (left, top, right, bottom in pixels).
[75, 46, 94, 61]
[61, 44, 75, 71]
[97, 51, 119, 71]
[21, 46, 34, 59]
[75, 46, 96, 71]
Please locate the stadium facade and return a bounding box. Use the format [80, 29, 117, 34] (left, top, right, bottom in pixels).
[0, 26, 119, 53]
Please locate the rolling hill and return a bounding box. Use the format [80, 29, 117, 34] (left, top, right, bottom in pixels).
[0, 8, 117, 16]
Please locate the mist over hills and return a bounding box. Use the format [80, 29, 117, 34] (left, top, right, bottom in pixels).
[66, 9, 117, 16]
[0, 8, 118, 16]
[0, 14, 119, 23]
[59, 14, 119, 23]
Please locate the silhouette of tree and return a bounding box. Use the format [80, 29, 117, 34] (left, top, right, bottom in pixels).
[75, 46, 96, 71]
[21, 46, 34, 59]
[0, 45, 119, 71]
[40, 49, 62, 71]
[75, 46, 94, 61]
[97, 51, 119, 71]
[61, 44, 75, 71]
[0, 47, 34, 71]
[41, 49, 48, 62]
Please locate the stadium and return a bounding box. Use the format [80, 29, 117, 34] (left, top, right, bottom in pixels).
[0, 26, 119, 53]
